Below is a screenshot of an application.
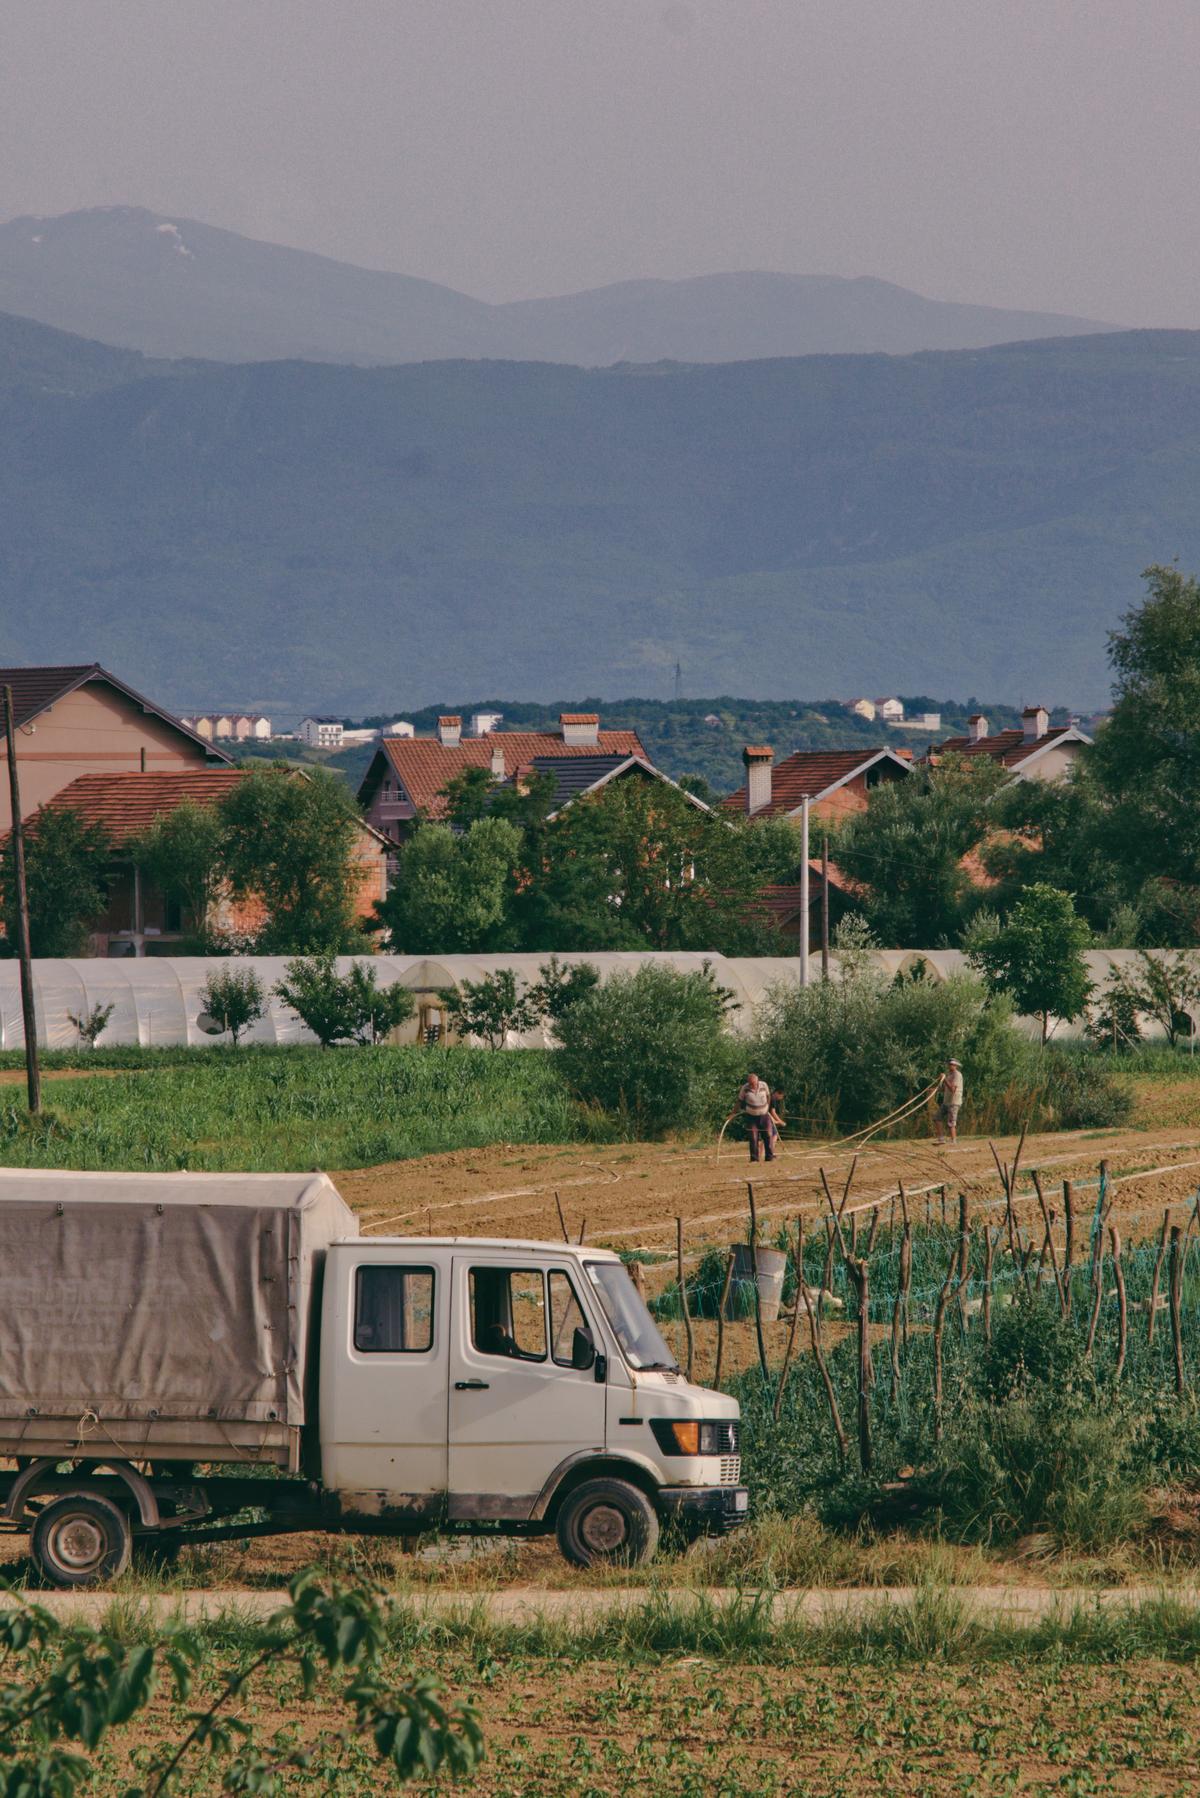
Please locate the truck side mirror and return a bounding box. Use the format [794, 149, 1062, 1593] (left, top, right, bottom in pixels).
[594, 1353, 607, 1384]
[570, 1326, 596, 1371]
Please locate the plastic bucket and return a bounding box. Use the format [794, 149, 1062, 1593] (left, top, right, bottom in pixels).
[725, 1244, 787, 1323]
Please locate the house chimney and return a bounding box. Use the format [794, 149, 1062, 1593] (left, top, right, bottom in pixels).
[490, 741, 506, 779]
[967, 713, 988, 744]
[437, 714, 462, 747]
[1022, 704, 1049, 743]
[560, 712, 600, 747]
[742, 745, 773, 815]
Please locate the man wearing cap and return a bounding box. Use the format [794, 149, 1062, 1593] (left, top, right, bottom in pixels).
[935, 1057, 964, 1146]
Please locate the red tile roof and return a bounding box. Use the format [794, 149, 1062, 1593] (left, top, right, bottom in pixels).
[0, 663, 229, 760]
[757, 866, 854, 919]
[364, 729, 646, 818]
[933, 726, 1075, 768]
[34, 770, 248, 845]
[722, 748, 908, 816]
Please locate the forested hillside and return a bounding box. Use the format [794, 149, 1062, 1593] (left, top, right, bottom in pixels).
[2, 314, 1199, 711]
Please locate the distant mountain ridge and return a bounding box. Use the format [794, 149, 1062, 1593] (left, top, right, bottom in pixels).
[0, 308, 1196, 713]
[0, 206, 1115, 366]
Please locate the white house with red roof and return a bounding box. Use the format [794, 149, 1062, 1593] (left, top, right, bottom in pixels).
[931, 706, 1091, 780]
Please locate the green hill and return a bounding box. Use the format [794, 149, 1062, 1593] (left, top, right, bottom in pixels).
[2, 315, 1199, 711]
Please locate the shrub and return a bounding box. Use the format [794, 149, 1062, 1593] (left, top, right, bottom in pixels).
[66, 1001, 114, 1048]
[554, 962, 735, 1137]
[751, 957, 1039, 1135]
[1043, 1052, 1134, 1129]
[437, 968, 543, 1049]
[199, 965, 265, 1046]
[275, 955, 414, 1047]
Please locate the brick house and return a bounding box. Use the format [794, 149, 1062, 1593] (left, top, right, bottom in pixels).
[0, 663, 230, 832]
[358, 713, 647, 844]
[929, 706, 1092, 781]
[722, 745, 912, 824]
[32, 769, 389, 956]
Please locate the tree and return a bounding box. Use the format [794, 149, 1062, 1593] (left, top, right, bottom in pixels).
[441, 763, 557, 831]
[1090, 565, 1200, 893]
[66, 1001, 114, 1048]
[833, 755, 1006, 945]
[275, 954, 415, 1046]
[1086, 966, 1143, 1050]
[375, 818, 521, 952]
[1123, 949, 1200, 1046]
[981, 767, 1134, 936]
[529, 955, 600, 1025]
[1, 806, 113, 958]
[0, 1570, 481, 1789]
[437, 967, 543, 1049]
[968, 883, 1094, 1042]
[199, 965, 266, 1046]
[221, 766, 367, 952]
[131, 798, 227, 944]
[554, 962, 735, 1136]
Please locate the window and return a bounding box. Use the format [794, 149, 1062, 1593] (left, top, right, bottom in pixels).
[549, 1269, 591, 1367]
[354, 1265, 434, 1353]
[470, 1268, 546, 1361]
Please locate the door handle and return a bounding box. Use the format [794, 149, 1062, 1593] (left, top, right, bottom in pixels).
[454, 1379, 490, 1391]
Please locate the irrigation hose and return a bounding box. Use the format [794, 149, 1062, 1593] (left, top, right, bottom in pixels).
[715, 1078, 940, 1165]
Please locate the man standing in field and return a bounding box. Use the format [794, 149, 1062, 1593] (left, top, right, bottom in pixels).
[935, 1057, 964, 1146]
[733, 1071, 778, 1163]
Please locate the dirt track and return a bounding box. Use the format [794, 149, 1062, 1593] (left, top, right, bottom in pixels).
[337, 1123, 1200, 1257]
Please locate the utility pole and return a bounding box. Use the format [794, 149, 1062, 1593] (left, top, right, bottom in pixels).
[821, 831, 830, 980]
[3, 685, 41, 1114]
[799, 794, 810, 987]
[673, 661, 683, 702]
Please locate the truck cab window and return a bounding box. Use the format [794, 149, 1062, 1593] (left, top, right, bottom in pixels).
[549, 1269, 592, 1367]
[470, 1268, 546, 1361]
[354, 1265, 434, 1353]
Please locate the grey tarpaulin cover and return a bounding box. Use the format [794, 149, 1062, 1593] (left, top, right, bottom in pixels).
[0, 1169, 357, 1429]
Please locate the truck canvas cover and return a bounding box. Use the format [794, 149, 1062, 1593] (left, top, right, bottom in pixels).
[0, 1169, 357, 1436]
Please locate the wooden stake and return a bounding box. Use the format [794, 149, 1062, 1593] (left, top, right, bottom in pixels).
[849, 1254, 872, 1472]
[1148, 1208, 1170, 1346]
[713, 1251, 734, 1388]
[1085, 1221, 1106, 1358]
[956, 1192, 970, 1325]
[798, 1264, 848, 1465]
[629, 1259, 648, 1304]
[773, 1218, 804, 1421]
[1063, 1180, 1076, 1316]
[982, 1227, 997, 1342]
[932, 1246, 956, 1444]
[1170, 1225, 1185, 1397]
[554, 1190, 570, 1243]
[865, 1205, 881, 1257]
[676, 1216, 694, 1383]
[889, 1224, 910, 1401]
[747, 1182, 770, 1383]
[578, 1216, 587, 1245]
[1031, 1170, 1066, 1314]
[2, 685, 40, 1115]
[897, 1181, 910, 1231]
[1110, 1224, 1127, 1381]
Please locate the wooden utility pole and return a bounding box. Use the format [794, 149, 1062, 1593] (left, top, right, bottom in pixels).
[799, 794, 810, 987]
[3, 685, 41, 1114]
[820, 832, 830, 981]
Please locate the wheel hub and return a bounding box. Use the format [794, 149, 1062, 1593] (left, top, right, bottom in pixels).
[51, 1516, 106, 1571]
[579, 1502, 628, 1554]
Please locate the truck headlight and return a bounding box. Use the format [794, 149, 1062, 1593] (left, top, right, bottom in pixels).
[651, 1420, 724, 1456]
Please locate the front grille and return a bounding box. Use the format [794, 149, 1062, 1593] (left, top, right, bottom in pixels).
[719, 1455, 742, 1485]
[715, 1421, 740, 1455]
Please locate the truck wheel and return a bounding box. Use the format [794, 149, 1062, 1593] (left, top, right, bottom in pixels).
[31, 1494, 132, 1588]
[555, 1478, 660, 1568]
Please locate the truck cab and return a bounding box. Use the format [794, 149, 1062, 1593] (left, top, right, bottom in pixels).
[319, 1237, 748, 1566]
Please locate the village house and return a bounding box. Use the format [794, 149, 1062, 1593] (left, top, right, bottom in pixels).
[846, 698, 876, 721]
[0, 663, 230, 832]
[722, 745, 912, 824]
[31, 768, 389, 957]
[930, 706, 1091, 780]
[299, 716, 345, 750]
[874, 697, 905, 723]
[181, 712, 272, 741]
[358, 712, 647, 844]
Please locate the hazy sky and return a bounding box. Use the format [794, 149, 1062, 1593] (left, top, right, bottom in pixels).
[3, 0, 1198, 322]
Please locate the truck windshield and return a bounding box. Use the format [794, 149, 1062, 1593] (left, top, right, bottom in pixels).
[585, 1262, 679, 1372]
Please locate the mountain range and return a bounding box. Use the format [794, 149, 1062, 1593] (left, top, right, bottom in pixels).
[1, 308, 1197, 712]
[0, 207, 1115, 366]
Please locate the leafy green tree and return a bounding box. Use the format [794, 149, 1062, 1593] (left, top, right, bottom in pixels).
[376, 817, 521, 952]
[131, 798, 227, 944]
[833, 754, 1006, 945]
[554, 962, 735, 1137]
[1086, 965, 1143, 1049]
[437, 967, 543, 1049]
[1091, 565, 1200, 894]
[1123, 948, 1200, 1046]
[0, 1570, 481, 1789]
[981, 768, 1134, 936]
[199, 964, 266, 1045]
[275, 954, 415, 1046]
[221, 766, 369, 952]
[530, 955, 601, 1025]
[2, 806, 113, 958]
[441, 763, 557, 830]
[968, 883, 1094, 1042]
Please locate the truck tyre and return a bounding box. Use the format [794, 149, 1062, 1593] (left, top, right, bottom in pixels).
[555, 1477, 660, 1568]
[31, 1493, 132, 1588]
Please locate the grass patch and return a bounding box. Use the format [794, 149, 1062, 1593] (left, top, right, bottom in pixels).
[0, 1045, 588, 1171]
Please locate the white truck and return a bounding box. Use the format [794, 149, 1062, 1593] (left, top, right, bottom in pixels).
[0, 1170, 748, 1586]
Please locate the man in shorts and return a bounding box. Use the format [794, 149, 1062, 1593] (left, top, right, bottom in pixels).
[734, 1071, 777, 1163]
[935, 1057, 964, 1145]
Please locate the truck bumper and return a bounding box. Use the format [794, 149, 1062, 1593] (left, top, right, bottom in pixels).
[657, 1485, 750, 1535]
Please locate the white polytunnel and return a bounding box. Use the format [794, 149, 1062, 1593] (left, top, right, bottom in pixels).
[0, 949, 1195, 1049]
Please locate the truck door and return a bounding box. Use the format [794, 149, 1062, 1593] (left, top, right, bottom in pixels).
[447, 1257, 606, 1518]
[320, 1255, 448, 1522]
